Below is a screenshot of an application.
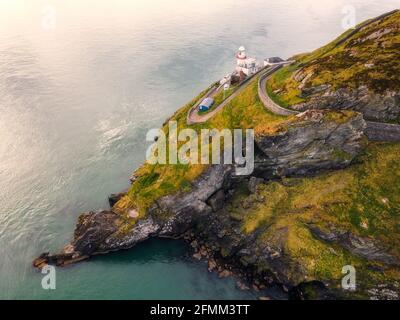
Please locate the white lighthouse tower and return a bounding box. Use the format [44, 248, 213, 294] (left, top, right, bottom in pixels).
[235, 46, 257, 76]
[236, 46, 247, 65]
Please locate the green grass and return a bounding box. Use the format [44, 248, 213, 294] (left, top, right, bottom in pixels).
[212, 86, 236, 107]
[112, 79, 290, 219]
[267, 10, 400, 108]
[222, 142, 400, 287]
[266, 64, 305, 107]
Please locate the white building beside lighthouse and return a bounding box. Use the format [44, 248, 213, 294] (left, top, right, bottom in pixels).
[235, 46, 257, 76]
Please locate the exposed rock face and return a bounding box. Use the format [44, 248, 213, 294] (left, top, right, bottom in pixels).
[193, 205, 286, 283]
[254, 110, 366, 178]
[151, 164, 234, 237]
[364, 121, 400, 142]
[309, 226, 400, 266]
[247, 177, 264, 194]
[291, 87, 400, 123]
[34, 165, 233, 266]
[33, 211, 161, 267]
[73, 211, 120, 255]
[300, 84, 331, 97]
[207, 189, 226, 212]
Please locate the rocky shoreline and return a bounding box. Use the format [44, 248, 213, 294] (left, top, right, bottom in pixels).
[184, 230, 289, 300]
[33, 109, 377, 299]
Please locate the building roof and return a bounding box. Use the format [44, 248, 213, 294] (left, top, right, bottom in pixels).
[199, 97, 214, 108]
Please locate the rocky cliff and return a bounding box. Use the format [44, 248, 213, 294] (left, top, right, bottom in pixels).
[34, 109, 372, 294]
[267, 10, 400, 123]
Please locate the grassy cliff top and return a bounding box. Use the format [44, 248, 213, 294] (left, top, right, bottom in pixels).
[114, 80, 288, 218]
[267, 10, 400, 106]
[115, 78, 360, 220]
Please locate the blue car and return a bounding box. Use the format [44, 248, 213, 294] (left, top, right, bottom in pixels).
[199, 97, 214, 112]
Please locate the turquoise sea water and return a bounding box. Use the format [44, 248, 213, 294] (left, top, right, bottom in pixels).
[0, 0, 399, 300]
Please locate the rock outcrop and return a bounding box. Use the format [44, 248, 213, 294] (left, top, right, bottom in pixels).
[254, 110, 366, 178]
[292, 87, 400, 123]
[309, 226, 400, 266]
[33, 211, 161, 267]
[34, 164, 234, 267]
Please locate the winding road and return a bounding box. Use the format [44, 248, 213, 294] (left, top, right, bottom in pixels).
[186, 59, 400, 142]
[186, 62, 295, 125]
[187, 66, 272, 124]
[257, 64, 298, 116]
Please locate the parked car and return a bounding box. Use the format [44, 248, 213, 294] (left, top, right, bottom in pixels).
[199, 97, 214, 112]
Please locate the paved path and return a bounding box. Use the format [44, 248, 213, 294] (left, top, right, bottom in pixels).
[186, 86, 219, 124]
[187, 66, 270, 124]
[258, 64, 299, 116]
[187, 63, 292, 125]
